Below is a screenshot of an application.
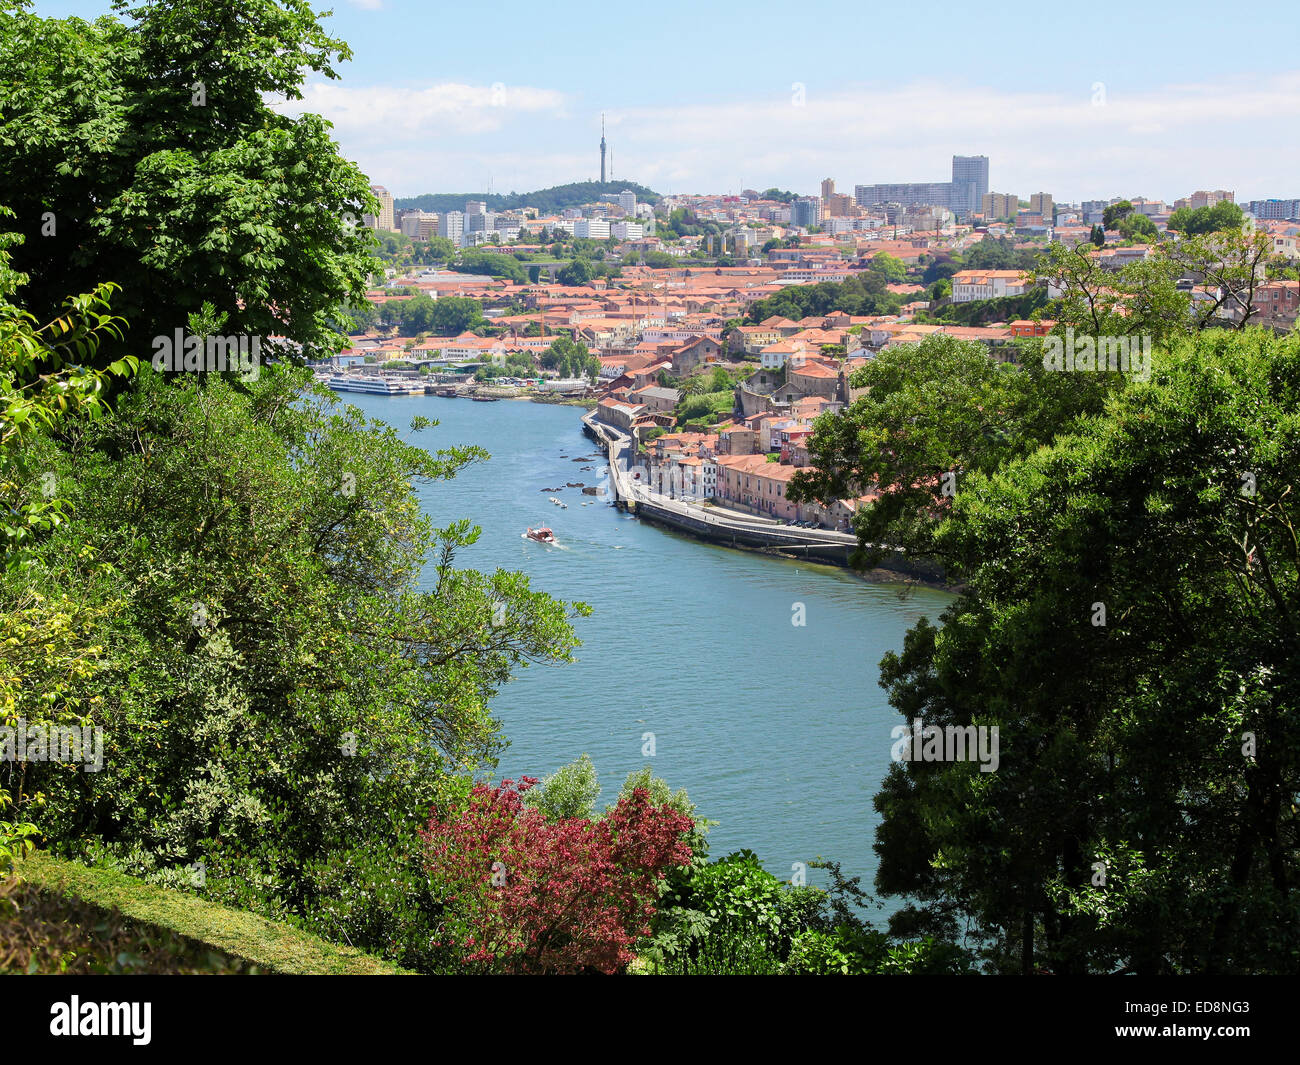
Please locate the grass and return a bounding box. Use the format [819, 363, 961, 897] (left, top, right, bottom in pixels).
[12, 852, 411, 975]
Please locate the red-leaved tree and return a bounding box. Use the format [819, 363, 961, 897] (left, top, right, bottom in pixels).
[421, 778, 693, 973]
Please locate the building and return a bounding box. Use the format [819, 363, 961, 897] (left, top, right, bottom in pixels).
[855, 182, 952, 209]
[981, 192, 1018, 220]
[439, 211, 465, 245]
[826, 192, 854, 217]
[466, 211, 497, 233]
[1245, 199, 1300, 221]
[820, 178, 835, 202]
[600, 114, 607, 184]
[903, 205, 954, 232]
[403, 211, 440, 240]
[364, 185, 395, 231]
[1029, 192, 1054, 222]
[618, 190, 637, 214]
[574, 218, 611, 240]
[1184, 190, 1234, 210]
[611, 221, 644, 240]
[950, 269, 1030, 303]
[951, 155, 989, 219]
[1250, 279, 1299, 329]
[792, 198, 822, 228]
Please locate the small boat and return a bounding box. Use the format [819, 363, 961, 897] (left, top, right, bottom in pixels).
[525, 526, 556, 543]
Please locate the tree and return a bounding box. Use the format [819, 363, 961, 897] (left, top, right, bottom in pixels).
[556, 258, 594, 286]
[455, 250, 527, 284]
[869, 253, 908, 283]
[1103, 200, 1134, 229]
[872, 328, 1300, 974]
[789, 332, 1123, 569]
[0, 0, 379, 367]
[1168, 200, 1244, 236]
[421, 778, 693, 973]
[522, 754, 599, 821]
[1090, 225, 1106, 248]
[1117, 212, 1158, 243]
[428, 297, 483, 336]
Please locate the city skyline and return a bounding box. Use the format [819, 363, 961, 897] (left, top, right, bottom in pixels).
[35, 1, 1300, 203]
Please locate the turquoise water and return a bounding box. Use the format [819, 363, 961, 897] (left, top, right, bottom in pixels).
[342, 392, 952, 904]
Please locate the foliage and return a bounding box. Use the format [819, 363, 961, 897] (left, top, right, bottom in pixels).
[394, 182, 660, 216]
[421, 777, 693, 973]
[8, 365, 589, 921]
[845, 327, 1300, 973]
[1168, 200, 1244, 236]
[746, 270, 902, 323]
[455, 250, 527, 284]
[0, 0, 381, 366]
[522, 753, 599, 821]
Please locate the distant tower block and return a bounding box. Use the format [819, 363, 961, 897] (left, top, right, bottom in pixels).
[600, 114, 607, 185]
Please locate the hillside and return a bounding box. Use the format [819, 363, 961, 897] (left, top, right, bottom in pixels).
[396, 180, 661, 216]
[6, 854, 411, 975]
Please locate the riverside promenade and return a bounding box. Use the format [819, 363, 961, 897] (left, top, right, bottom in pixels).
[581, 411, 933, 572]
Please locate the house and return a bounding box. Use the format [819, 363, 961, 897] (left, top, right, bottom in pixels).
[1251, 280, 1299, 329]
[758, 339, 808, 369]
[786, 357, 840, 400]
[627, 384, 682, 413]
[595, 396, 646, 431]
[950, 269, 1031, 303]
[714, 454, 801, 520]
[670, 335, 722, 375]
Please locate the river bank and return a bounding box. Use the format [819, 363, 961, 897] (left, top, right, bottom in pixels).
[338, 391, 955, 900]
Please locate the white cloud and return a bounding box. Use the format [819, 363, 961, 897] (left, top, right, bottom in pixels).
[291, 73, 1300, 201]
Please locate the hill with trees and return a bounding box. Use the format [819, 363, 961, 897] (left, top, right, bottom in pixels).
[396, 181, 661, 216]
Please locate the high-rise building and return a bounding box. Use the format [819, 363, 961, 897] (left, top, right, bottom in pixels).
[400, 210, 438, 239]
[981, 192, 1018, 220]
[574, 218, 611, 240]
[826, 192, 854, 216]
[1190, 189, 1233, 210]
[618, 190, 637, 214]
[1245, 198, 1300, 220]
[855, 182, 952, 209]
[820, 178, 835, 202]
[792, 197, 822, 228]
[1029, 192, 1054, 222]
[364, 184, 395, 231]
[951, 156, 989, 219]
[600, 114, 607, 184]
[439, 211, 465, 246]
[465, 201, 487, 216]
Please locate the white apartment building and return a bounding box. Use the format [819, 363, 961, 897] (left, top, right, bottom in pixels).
[439, 211, 465, 246]
[611, 221, 644, 240]
[950, 269, 1030, 303]
[574, 218, 611, 240]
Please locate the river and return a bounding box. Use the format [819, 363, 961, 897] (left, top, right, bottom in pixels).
[342, 392, 952, 906]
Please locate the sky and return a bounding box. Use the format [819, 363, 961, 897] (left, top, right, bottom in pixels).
[35, 0, 1300, 204]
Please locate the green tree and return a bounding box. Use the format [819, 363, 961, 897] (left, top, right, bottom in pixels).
[1102, 200, 1134, 229]
[872, 328, 1300, 974]
[0, 0, 380, 367]
[428, 297, 484, 336]
[1117, 212, 1158, 243]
